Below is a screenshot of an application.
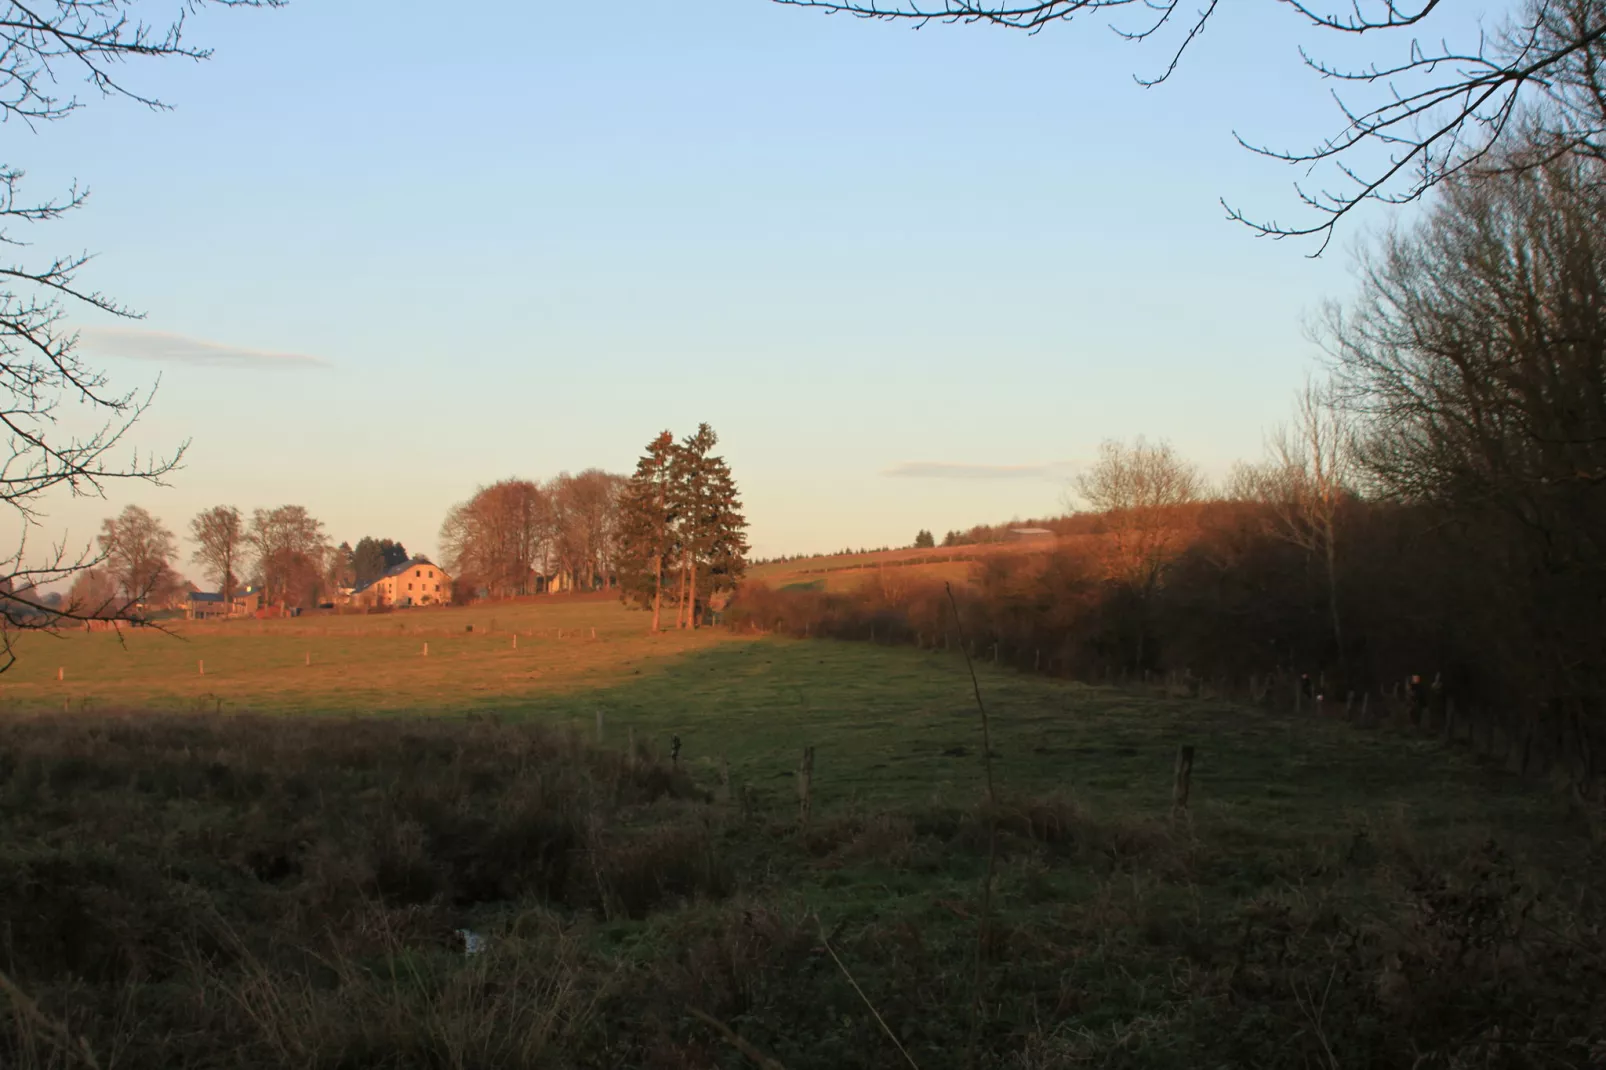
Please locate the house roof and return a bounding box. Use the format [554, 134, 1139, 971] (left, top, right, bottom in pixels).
[188, 585, 261, 604]
[350, 557, 444, 596]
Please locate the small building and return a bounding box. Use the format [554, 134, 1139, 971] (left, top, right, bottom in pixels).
[350, 558, 450, 608]
[1007, 527, 1056, 542]
[185, 585, 263, 621]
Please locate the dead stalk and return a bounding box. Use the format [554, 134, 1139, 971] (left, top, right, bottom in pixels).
[818, 924, 921, 1070]
[0, 967, 102, 1069]
[688, 1007, 789, 1070]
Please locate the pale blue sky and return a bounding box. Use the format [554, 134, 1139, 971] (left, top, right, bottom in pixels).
[6, 0, 1490, 569]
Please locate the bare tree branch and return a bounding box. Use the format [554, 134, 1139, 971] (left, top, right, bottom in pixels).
[0, 1, 278, 666]
[773, 0, 1606, 253]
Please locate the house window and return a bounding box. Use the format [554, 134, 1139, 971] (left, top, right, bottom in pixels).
[428, 570, 434, 579]
[408, 582, 414, 591]
[434, 584, 440, 592]
[415, 570, 422, 578]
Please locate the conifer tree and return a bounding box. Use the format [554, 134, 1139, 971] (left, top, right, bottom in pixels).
[618, 431, 679, 631]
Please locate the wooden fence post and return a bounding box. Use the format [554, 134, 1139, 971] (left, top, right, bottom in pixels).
[626, 726, 636, 772]
[305, 651, 311, 666]
[1173, 745, 1195, 814]
[198, 660, 205, 676]
[798, 746, 815, 827]
[513, 634, 518, 649]
[57, 667, 63, 682]
[422, 642, 429, 657]
[595, 708, 604, 744]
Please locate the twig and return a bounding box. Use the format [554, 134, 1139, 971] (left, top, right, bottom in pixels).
[688, 1007, 788, 1070]
[0, 967, 101, 1068]
[817, 924, 921, 1069]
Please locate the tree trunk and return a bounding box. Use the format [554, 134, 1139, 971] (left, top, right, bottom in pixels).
[1323, 528, 1344, 661]
[688, 554, 699, 629]
[650, 552, 662, 632]
[677, 551, 690, 629]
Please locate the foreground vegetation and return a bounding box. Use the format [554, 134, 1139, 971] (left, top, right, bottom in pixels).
[3, 628, 1602, 1068]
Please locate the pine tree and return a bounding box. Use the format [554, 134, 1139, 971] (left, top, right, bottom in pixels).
[914, 529, 935, 549]
[618, 431, 678, 632]
[676, 424, 747, 628]
[671, 424, 719, 629]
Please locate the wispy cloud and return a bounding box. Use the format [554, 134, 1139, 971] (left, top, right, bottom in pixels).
[77, 327, 331, 369]
[883, 461, 1077, 481]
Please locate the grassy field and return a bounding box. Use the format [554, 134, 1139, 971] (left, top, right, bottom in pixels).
[2, 598, 1601, 1068]
[0, 598, 732, 717]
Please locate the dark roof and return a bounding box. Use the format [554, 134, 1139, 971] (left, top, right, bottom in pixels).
[188, 586, 260, 604]
[351, 557, 441, 596]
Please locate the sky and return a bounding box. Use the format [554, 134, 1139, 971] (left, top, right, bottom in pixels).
[2, 0, 1497, 573]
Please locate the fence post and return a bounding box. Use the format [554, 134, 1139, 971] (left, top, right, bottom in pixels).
[198, 660, 205, 676]
[798, 746, 815, 828]
[595, 708, 604, 744]
[422, 642, 429, 657]
[1172, 745, 1195, 815]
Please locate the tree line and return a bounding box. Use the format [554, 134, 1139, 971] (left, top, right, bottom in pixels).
[731, 138, 1606, 799]
[439, 470, 627, 599]
[57, 505, 396, 618]
[35, 424, 748, 626]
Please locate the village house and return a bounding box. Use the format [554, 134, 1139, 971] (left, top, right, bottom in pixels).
[184, 585, 263, 621]
[349, 558, 450, 608]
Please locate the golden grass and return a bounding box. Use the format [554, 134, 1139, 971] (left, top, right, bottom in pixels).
[0, 597, 742, 716]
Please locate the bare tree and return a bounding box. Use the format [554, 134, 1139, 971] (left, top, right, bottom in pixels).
[440, 480, 552, 599]
[1232, 380, 1357, 657]
[0, 1, 279, 650]
[249, 506, 328, 611]
[98, 504, 178, 607]
[550, 469, 625, 593]
[1074, 436, 1201, 666]
[773, 0, 1606, 251]
[1326, 146, 1606, 784]
[190, 505, 249, 605]
[65, 565, 118, 616]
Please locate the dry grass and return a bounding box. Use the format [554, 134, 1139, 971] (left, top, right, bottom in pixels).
[1, 616, 1602, 1068]
[0, 599, 738, 716]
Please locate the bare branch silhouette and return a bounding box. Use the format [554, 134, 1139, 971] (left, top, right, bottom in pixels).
[774, 0, 1606, 253]
[0, 1, 278, 660]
